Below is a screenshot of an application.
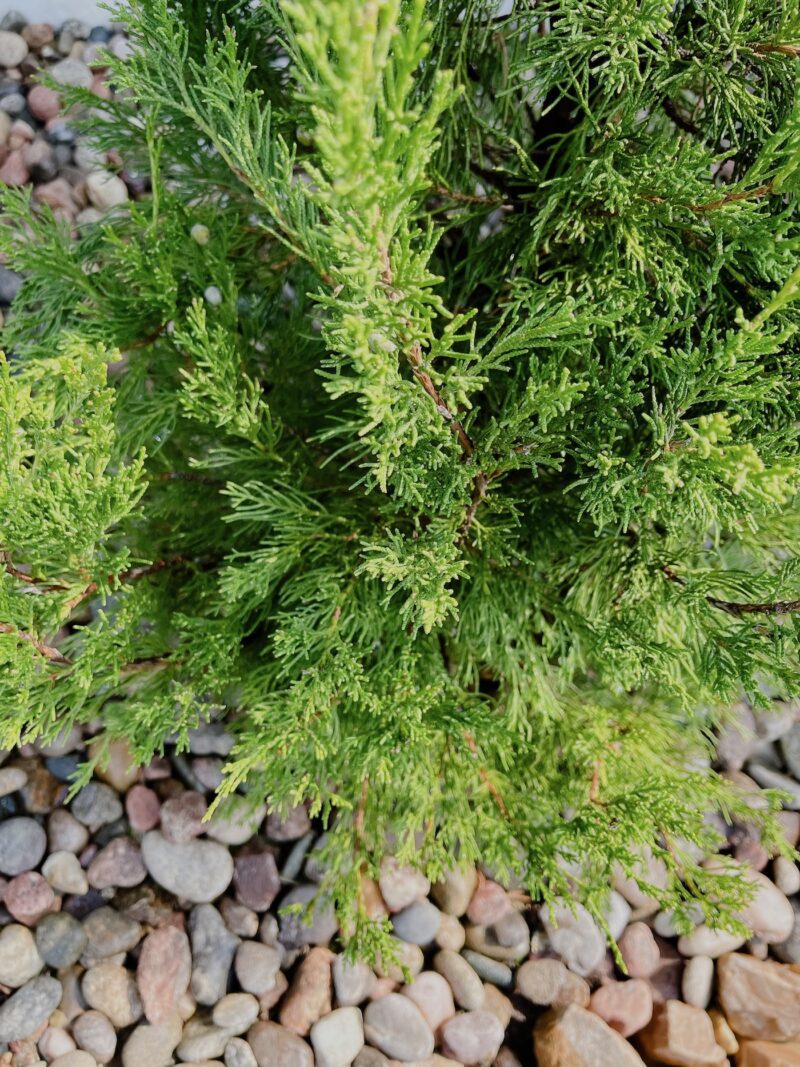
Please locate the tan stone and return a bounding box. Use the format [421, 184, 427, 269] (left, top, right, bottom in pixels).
[278, 946, 333, 1036]
[736, 1040, 800, 1067]
[710, 1009, 739, 1055]
[533, 1004, 646, 1067]
[718, 951, 800, 1041]
[515, 958, 589, 1008]
[639, 1001, 727, 1066]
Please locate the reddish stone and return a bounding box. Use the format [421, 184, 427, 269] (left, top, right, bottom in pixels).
[466, 873, 511, 926]
[5, 872, 56, 926]
[27, 85, 61, 124]
[125, 784, 161, 832]
[234, 851, 280, 912]
[0, 149, 28, 186]
[589, 978, 653, 1037]
[159, 790, 207, 843]
[136, 925, 192, 1024]
[87, 837, 147, 889]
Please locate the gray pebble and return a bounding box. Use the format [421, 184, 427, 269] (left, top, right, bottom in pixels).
[392, 899, 441, 945]
[462, 948, 513, 987]
[141, 831, 233, 903]
[82, 906, 142, 959]
[363, 993, 434, 1062]
[279, 884, 338, 947]
[0, 976, 62, 1042]
[748, 763, 800, 808]
[0, 816, 46, 875]
[781, 723, 800, 780]
[71, 783, 123, 832]
[50, 57, 92, 86]
[36, 912, 88, 968]
[190, 903, 240, 1005]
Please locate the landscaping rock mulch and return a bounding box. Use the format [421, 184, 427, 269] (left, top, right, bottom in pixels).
[3, 11, 800, 1067]
[0, 10, 135, 329]
[0, 702, 800, 1066]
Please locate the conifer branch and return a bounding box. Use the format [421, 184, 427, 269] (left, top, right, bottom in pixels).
[0, 623, 70, 664]
[662, 567, 800, 618]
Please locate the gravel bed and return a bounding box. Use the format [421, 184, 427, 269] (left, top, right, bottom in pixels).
[3, 11, 800, 1067]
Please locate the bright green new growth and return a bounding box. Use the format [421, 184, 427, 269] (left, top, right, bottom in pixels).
[2, 0, 800, 957]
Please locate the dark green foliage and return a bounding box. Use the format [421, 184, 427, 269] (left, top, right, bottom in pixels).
[2, 0, 800, 956]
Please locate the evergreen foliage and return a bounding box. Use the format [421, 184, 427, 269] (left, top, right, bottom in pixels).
[2, 0, 800, 957]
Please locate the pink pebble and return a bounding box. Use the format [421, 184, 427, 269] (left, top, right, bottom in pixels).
[5, 872, 56, 926]
[125, 784, 161, 832]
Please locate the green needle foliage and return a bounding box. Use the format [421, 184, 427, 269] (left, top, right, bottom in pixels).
[2, 0, 800, 956]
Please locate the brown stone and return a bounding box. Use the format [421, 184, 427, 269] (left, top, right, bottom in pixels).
[639, 1001, 727, 1066]
[618, 922, 660, 978]
[737, 1040, 800, 1066]
[534, 1004, 646, 1067]
[278, 946, 333, 1036]
[136, 926, 192, 1024]
[589, 978, 653, 1037]
[20, 764, 65, 813]
[159, 790, 207, 843]
[718, 951, 800, 1041]
[515, 958, 589, 1008]
[90, 737, 139, 793]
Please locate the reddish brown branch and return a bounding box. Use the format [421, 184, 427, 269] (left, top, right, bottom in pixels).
[752, 42, 800, 57]
[0, 623, 71, 664]
[464, 729, 509, 818]
[407, 341, 474, 458]
[662, 566, 800, 618]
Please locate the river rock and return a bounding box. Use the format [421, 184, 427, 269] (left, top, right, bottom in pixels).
[43, 850, 89, 894]
[717, 951, 800, 1040]
[0, 975, 62, 1042]
[516, 957, 589, 1008]
[233, 851, 280, 912]
[441, 1010, 505, 1064]
[205, 800, 266, 846]
[137, 925, 192, 1023]
[466, 876, 511, 926]
[235, 940, 283, 996]
[72, 1010, 117, 1064]
[589, 978, 653, 1037]
[310, 1006, 364, 1067]
[0, 816, 46, 874]
[618, 922, 659, 978]
[142, 831, 233, 902]
[279, 946, 332, 1035]
[82, 962, 143, 1028]
[35, 912, 87, 968]
[541, 901, 606, 977]
[83, 906, 143, 959]
[392, 899, 442, 945]
[332, 954, 377, 1006]
[534, 1004, 646, 1067]
[401, 970, 455, 1031]
[246, 1021, 314, 1067]
[0, 30, 27, 66]
[378, 858, 430, 912]
[121, 1012, 183, 1067]
[87, 837, 146, 889]
[225, 1037, 258, 1067]
[682, 954, 715, 1009]
[0, 923, 43, 986]
[431, 865, 478, 917]
[71, 782, 123, 830]
[279, 884, 338, 947]
[5, 870, 55, 925]
[433, 949, 485, 1010]
[639, 1000, 727, 1066]
[0, 765, 26, 795]
[363, 994, 435, 1061]
[212, 992, 259, 1033]
[48, 809, 90, 853]
[176, 1019, 230, 1061]
[190, 903, 240, 1004]
[677, 924, 746, 958]
[160, 790, 207, 843]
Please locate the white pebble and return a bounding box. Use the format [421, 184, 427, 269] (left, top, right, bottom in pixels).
[203, 286, 222, 306]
